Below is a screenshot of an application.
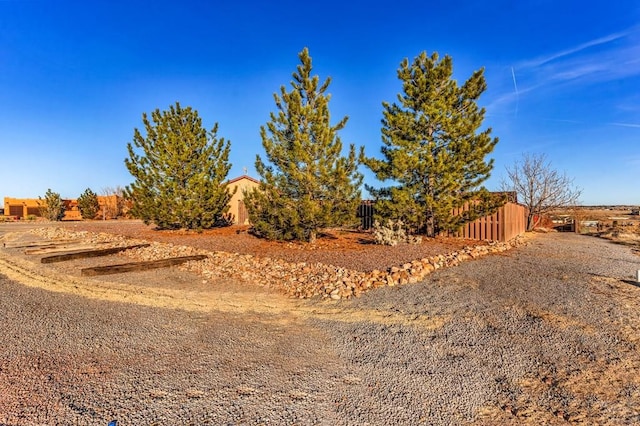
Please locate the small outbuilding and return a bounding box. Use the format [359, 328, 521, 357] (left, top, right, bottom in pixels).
[226, 175, 260, 225]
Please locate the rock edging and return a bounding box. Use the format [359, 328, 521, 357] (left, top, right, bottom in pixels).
[27, 228, 525, 300]
[282, 237, 525, 299]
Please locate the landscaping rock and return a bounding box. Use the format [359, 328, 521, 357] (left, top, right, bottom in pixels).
[27, 227, 525, 300]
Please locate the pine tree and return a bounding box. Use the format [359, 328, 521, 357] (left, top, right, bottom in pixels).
[77, 188, 100, 220]
[40, 189, 66, 221]
[244, 48, 362, 242]
[125, 102, 234, 230]
[364, 51, 501, 237]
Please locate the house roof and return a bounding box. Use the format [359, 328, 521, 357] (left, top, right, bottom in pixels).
[227, 175, 260, 185]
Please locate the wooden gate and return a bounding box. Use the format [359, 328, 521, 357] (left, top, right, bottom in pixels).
[237, 200, 249, 225]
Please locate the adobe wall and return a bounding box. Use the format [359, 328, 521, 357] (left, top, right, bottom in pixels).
[2, 196, 117, 220]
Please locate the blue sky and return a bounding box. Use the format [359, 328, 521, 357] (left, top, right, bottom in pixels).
[1, 0, 638, 205]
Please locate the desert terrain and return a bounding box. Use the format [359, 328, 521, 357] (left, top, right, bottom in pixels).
[1, 220, 640, 425]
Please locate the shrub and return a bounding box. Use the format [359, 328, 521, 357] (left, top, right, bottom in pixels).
[372, 219, 423, 246]
[373, 219, 406, 246]
[40, 189, 66, 221]
[78, 188, 100, 219]
[214, 213, 235, 228]
[372, 219, 422, 246]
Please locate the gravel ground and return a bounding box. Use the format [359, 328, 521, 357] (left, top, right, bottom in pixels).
[317, 233, 640, 425]
[1, 225, 640, 425]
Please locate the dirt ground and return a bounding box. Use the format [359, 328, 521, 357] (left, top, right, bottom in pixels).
[1, 221, 640, 425]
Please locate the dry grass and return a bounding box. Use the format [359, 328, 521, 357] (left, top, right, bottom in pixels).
[551, 207, 640, 254]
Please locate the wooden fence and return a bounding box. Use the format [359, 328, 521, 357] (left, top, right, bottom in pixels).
[443, 202, 527, 242]
[358, 201, 527, 242]
[357, 200, 375, 230]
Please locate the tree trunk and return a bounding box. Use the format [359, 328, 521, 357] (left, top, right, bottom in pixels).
[425, 206, 436, 238]
[526, 212, 539, 231]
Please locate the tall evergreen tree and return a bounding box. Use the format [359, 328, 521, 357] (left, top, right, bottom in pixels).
[244, 48, 362, 242]
[40, 189, 66, 221]
[77, 187, 100, 219]
[125, 102, 234, 230]
[364, 51, 501, 237]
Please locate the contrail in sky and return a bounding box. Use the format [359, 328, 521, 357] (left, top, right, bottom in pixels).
[511, 67, 519, 117]
[609, 122, 640, 128]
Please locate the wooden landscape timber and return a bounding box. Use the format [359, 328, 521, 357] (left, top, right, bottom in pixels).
[80, 255, 208, 276]
[40, 244, 150, 264]
[25, 242, 110, 255]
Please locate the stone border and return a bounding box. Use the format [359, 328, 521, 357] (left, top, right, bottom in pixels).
[25, 227, 526, 300]
[277, 237, 525, 299]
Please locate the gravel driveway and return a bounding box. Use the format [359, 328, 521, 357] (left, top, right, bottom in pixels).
[1, 230, 639, 425]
